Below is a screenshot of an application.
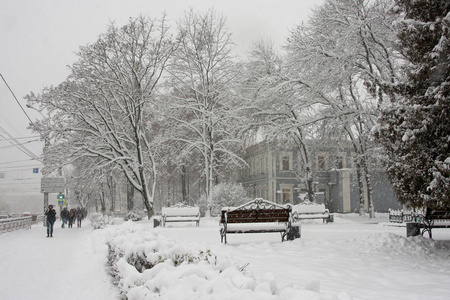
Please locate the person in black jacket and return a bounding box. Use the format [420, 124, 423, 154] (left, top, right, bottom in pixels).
[68, 208, 75, 228]
[76, 207, 83, 228]
[45, 205, 57, 237]
[61, 207, 69, 228]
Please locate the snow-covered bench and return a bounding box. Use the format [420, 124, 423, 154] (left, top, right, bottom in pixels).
[416, 210, 450, 238]
[388, 209, 419, 223]
[219, 198, 293, 244]
[161, 203, 200, 227]
[292, 202, 333, 223]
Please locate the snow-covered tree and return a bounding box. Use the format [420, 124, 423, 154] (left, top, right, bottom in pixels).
[376, 0, 450, 210]
[239, 39, 319, 202]
[26, 16, 177, 218]
[165, 9, 245, 216]
[281, 0, 402, 216]
[198, 182, 250, 216]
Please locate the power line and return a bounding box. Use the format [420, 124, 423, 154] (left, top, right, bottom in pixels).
[0, 135, 40, 141]
[0, 180, 41, 184]
[0, 138, 41, 149]
[0, 165, 42, 170]
[0, 159, 36, 165]
[0, 126, 42, 162]
[0, 73, 40, 133]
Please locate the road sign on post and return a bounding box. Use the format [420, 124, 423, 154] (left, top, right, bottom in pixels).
[41, 177, 65, 193]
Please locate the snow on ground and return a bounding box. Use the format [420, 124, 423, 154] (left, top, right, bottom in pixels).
[0, 220, 119, 300]
[1, 213, 450, 300]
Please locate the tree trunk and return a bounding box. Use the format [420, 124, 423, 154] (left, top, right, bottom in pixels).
[292, 126, 315, 202]
[100, 185, 106, 215]
[362, 155, 375, 218]
[355, 155, 366, 216]
[181, 165, 187, 204]
[126, 181, 134, 212]
[108, 175, 116, 214]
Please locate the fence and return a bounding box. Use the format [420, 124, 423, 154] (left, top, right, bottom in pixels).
[0, 216, 34, 233]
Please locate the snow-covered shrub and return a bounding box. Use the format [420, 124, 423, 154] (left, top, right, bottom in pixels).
[124, 212, 142, 222]
[197, 182, 251, 216]
[89, 213, 111, 229]
[106, 221, 324, 299]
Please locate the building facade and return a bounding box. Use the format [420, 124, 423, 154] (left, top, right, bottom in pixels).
[238, 141, 401, 213]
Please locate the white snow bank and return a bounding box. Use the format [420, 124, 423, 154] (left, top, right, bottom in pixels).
[349, 232, 450, 258]
[106, 221, 326, 299]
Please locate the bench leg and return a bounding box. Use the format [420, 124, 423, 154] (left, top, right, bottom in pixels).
[421, 227, 432, 239]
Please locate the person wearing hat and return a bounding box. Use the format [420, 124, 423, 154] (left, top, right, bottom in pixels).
[45, 205, 57, 237]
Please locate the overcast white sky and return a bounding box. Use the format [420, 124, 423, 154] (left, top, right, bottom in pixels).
[0, 0, 323, 211]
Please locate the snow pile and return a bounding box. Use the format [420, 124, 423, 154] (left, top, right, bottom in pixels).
[349, 232, 450, 258]
[106, 221, 328, 300]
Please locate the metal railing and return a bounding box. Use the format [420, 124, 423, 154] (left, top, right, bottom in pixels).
[0, 216, 33, 233]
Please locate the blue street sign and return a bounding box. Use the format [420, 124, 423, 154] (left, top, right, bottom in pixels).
[33, 168, 39, 174]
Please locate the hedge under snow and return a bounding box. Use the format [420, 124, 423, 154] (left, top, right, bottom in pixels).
[105, 221, 325, 300]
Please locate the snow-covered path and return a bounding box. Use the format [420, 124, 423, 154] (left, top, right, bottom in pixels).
[0, 220, 119, 300]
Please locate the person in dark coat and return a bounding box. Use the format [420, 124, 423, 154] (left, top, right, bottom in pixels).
[45, 204, 57, 237]
[61, 207, 69, 228]
[68, 208, 75, 228]
[76, 207, 83, 228]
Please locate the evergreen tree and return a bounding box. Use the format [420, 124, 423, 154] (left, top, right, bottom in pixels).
[377, 0, 450, 210]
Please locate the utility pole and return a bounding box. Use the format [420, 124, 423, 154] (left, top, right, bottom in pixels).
[43, 192, 48, 226]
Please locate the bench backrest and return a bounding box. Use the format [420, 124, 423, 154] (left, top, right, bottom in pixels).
[292, 203, 327, 214]
[220, 198, 292, 224]
[427, 211, 450, 220]
[162, 207, 199, 217]
[221, 208, 290, 224]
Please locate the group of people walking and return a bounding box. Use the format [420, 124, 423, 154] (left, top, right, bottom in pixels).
[60, 207, 84, 228]
[44, 205, 86, 238]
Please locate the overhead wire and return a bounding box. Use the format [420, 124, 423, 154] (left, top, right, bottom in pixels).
[0, 73, 44, 162]
[0, 138, 41, 149]
[0, 158, 36, 165]
[0, 127, 42, 162]
[0, 73, 41, 133]
[0, 135, 40, 141]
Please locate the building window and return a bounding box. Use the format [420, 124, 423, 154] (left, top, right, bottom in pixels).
[335, 156, 344, 169]
[282, 188, 291, 204]
[282, 156, 290, 171]
[318, 155, 326, 171]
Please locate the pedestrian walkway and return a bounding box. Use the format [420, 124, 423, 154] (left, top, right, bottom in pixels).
[0, 221, 119, 300]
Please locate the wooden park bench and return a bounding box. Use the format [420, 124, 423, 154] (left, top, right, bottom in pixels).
[388, 209, 419, 223]
[291, 201, 333, 223]
[416, 210, 450, 238]
[161, 203, 200, 227]
[219, 198, 294, 244]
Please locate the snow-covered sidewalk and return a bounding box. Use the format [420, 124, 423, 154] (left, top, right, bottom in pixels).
[0, 220, 119, 300]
